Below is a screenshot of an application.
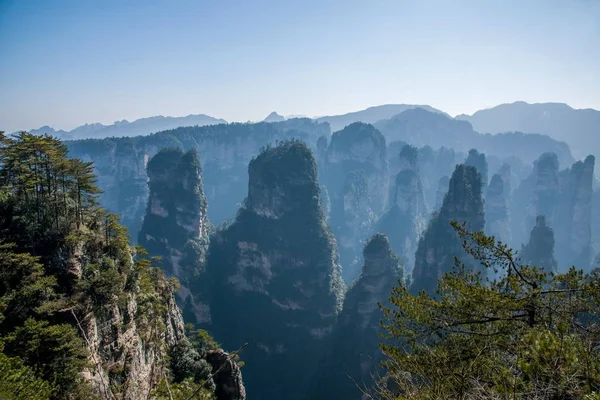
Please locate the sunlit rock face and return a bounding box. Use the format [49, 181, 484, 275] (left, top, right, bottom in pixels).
[555, 155, 595, 271]
[377, 148, 428, 273]
[206, 141, 345, 400]
[521, 215, 558, 272]
[412, 164, 485, 294]
[310, 233, 403, 400]
[486, 174, 511, 243]
[322, 122, 389, 282]
[66, 119, 329, 237]
[138, 148, 211, 325]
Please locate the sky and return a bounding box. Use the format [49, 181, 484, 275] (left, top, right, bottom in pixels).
[0, 0, 599, 132]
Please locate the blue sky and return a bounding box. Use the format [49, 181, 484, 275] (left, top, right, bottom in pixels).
[1, 0, 599, 132]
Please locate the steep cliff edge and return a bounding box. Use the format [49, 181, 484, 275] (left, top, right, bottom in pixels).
[555, 155, 595, 271]
[377, 147, 428, 273]
[0, 133, 244, 400]
[323, 122, 388, 282]
[412, 164, 485, 294]
[311, 233, 403, 400]
[206, 140, 345, 400]
[66, 119, 329, 237]
[138, 148, 211, 325]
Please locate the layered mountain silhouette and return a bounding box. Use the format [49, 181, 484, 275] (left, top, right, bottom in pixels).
[316, 104, 447, 132]
[457, 101, 600, 159]
[29, 113, 227, 140]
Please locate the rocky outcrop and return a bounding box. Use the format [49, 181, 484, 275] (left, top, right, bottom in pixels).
[486, 174, 510, 243]
[311, 234, 403, 400]
[82, 284, 186, 399]
[66, 119, 330, 236]
[412, 164, 485, 294]
[555, 155, 595, 271]
[206, 349, 246, 400]
[323, 122, 389, 282]
[138, 148, 210, 325]
[207, 140, 345, 400]
[377, 164, 428, 273]
[520, 215, 558, 272]
[465, 148, 488, 187]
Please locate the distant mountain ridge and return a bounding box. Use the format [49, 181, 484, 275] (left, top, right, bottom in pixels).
[456, 101, 600, 159]
[29, 113, 227, 140]
[316, 104, 448, 132]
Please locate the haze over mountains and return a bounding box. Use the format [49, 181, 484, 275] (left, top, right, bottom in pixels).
[457, 101, 600, 159]
[21, 101, 599, 161]
[29, 113, 227, 140]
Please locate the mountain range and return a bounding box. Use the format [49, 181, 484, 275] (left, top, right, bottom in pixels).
[22, 102, 600, 160]
[29, 113, 227, 140]
[457, 101, 600, 159]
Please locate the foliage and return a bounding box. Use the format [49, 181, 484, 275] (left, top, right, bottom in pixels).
[151, 377, 215, 400]
[169, 339, 214, 387]
[3, 318, 88, 397]
[0, 350, 53, 400]
[379, 222, 600, 399]
[0, 132, 212, 399]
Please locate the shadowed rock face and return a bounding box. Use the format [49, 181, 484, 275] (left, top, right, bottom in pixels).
[310, 233, 403, 400]
[555, 155, 595, 271]
[207, 140, 345, 400]
[323, 122, 389, 282]
[412, 164, 485, 294]
[138, 148, 211, 325]
[521, 215, 558, 272]
[486, 174, 510, 243]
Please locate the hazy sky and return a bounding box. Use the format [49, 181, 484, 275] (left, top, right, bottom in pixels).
[1, 0, 599, 132]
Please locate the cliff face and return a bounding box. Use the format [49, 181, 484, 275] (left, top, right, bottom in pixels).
[377, 161, 428, 273]
[486, 174, 510, 243]
[555, 155, 595, 271]
[138, 148, 210, 326]
[311, 234, 403, 400]
[82, 275, 187, 399]
[531, 152, 560, 228]
[323, 122, 389, 282]
[0, 133, 246, 400]
[465, 148, 489, 187]
[207, 140, 345, 400]
[520, 215, 558, 272]
[412, 165, 485, 294]
[67, 119, 329, 237]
